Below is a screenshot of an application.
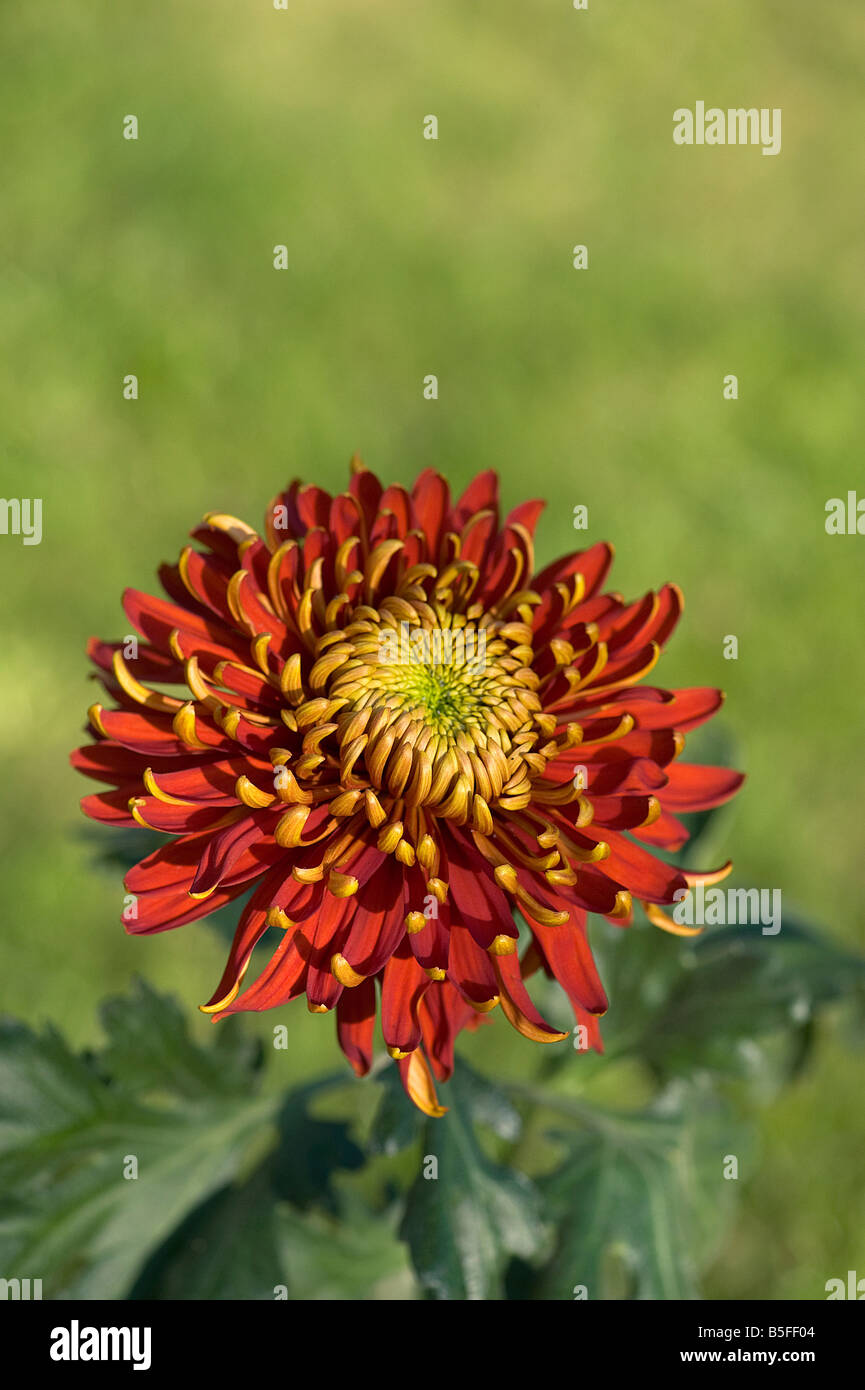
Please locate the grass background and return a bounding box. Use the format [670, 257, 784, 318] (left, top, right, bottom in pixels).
[1, 0, 863, 1298]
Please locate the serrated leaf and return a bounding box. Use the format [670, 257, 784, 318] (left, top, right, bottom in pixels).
[128, 1165, 283, 1301]
[640, 917, 865, 1080]
[533, 1083, 742, 1300]
[99, 977, 261, 1100]
[270, 1083, 365, 1213]
[276, 1199, 414, 1300]
[0, 987, 277, 1298]
[368, 1064, 425, 1157]
[450, 1058, 523, 1142]
[129, 1162, 413, 1301]
[400, 1069, 544, 1300]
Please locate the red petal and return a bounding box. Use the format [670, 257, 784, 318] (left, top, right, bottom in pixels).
[336, 977, 377, 1075]
[584, 828, 688, 904]
[445, 830, 518, 950]
[81, 790, 137, 825]
[189, 815, 269, 895]
[451, 470, 499, 530]
[660, 763, 745, 811]
[410, 470, 450, 559]
[520, 905, 607, 1015]
[338, 855, 406, 976]
[446, 921, 498, 1005]
[381, 939, 431, 1053]
[491, 949, 568, 1042]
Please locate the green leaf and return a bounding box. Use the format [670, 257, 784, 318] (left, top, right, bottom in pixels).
[367, 1063, 425, 1157]
[400, 1068, 544, 1300]
[130, 1166, 414, 1301]
[589, 907, 865, 1090]
[98, 977, 262, 1100]
[270, 1083, 365, 1213]
[368, 1056, 521, 1157]
[275, 1199, 415, 1300]
[128, 1165, 283, 1301]
[0, 985, 278, 1298]
[450, 1057, 524, 1142]
[640, 916, 865, 1082]
[532, 1082, 742, 1300]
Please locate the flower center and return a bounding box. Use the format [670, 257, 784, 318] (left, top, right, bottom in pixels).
[341, 617, 516, 738]
[385, 659, 482, 733]
[306, 601, 557, 823]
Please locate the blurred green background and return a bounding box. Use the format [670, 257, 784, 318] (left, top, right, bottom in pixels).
[1, 0, 863, 1299]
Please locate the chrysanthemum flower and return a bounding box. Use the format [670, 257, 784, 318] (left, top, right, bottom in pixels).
[72, 460, 743, 1114]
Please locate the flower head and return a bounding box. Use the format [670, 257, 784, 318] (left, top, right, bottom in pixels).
[73, 459, 743, 1113]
